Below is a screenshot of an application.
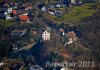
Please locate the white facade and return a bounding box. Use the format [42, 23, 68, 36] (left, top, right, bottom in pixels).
[42, 30, 50, 41]
[6, 14, 13, 20]
[4, 12, 8, 15]
[0, 62, 4, 67]
[60, 68, 65, 70]
[4, 11, 12, 20]
[56, 4, 61, 8]
[48, 11, 55, 15]
[6, 14, 11, 20]
[71, 0, 76, 4]
[67, 37, 77, 45]
[67, 38, 73, 45]
[41, 6, 46, 11]
[8, 8, 12, 13]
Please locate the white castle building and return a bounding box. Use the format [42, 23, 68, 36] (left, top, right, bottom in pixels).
[42, 30, 50, 41]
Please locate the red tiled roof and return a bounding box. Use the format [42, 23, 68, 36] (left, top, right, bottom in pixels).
[12, 10, 17, 14]
[66, 31, 76, 38]
[18, 15, 30, 21]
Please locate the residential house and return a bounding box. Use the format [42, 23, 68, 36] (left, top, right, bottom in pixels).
[47, 9, 55, 15]
[5, 8, 13, 20]
[56, 3, 61, 8]
[55, 10, 63, 15]
[12, 9, 29, 20]
[55, 2, 64, 8]
[7, 8, 12, 13]
[42, 30, 50, 41]
[5, 13, 12, 20]
[0, 11, 12, 20]
[66, 31, 77, 45]
[18, 14, 30, 23]
[12, 10, 28, 15]
[41, 6, 47, 11]
[0, 7, 13, 20]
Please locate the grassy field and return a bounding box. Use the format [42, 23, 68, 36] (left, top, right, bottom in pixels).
[46, 3, 99, 24]
[63, 3, 95, 23]
[0, 19, 15, 28]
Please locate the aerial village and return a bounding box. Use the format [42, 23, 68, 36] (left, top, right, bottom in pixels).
[0, 0, 100, 70]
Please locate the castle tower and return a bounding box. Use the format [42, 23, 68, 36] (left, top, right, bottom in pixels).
[42, 30, 50, 41]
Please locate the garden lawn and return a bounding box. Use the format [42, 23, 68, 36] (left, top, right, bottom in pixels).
[46, 3, 97, 24]
[63, 3, 95, 23]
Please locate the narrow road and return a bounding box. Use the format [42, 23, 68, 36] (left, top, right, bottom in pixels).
[15, 42, 37, 51]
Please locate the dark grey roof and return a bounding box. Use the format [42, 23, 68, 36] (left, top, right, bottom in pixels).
[16, 10, 28, 15]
